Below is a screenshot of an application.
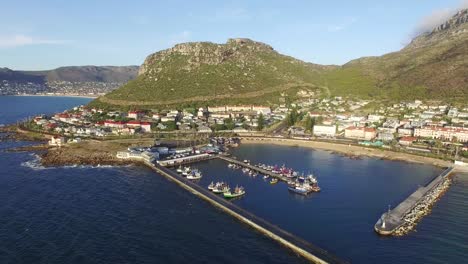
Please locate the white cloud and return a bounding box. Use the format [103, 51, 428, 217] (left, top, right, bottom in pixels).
[411, 0, 468, 37]
[327, 17, 357, 32]
[168, 31, 192, 45]
[0, 34, 69, 48]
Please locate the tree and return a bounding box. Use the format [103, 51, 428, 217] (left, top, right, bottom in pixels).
[257, 113, 265, 131]
[224, 118, 235, 130]
[286, 109, 298, 126]
[304, 116, 315, 132]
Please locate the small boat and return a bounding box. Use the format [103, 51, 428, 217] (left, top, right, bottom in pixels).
[288, 185, 311, 195]
[213, 183, 230, 194]
[176, 166, 183, 173]
[263, 175, 269, 180]
[208, 182, 215, 190]
[182, 166, 191, 176]
[223, 186, 245, 198]
[187, 170, 202, 180]
[270, 178, 279, 184]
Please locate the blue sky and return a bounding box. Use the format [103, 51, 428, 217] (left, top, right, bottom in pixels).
[1, 0, 466, 70]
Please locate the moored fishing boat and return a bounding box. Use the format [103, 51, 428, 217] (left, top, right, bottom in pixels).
[187, 169, 202, 180]
[182, 166, 191, 176]
[288, 184, 311, 195]
[176, 165, 183, 173]
[287, 173, 321, 195]
[212, 182, 230, 194]
[208, 181, 215, 190]
[223, 186, 245, 198]
[270, 178, 279, 184]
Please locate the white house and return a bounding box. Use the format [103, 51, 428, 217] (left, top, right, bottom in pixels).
[49, 136, 66, 147]
[313, 125, 336, 137]
[128, 111, 144, 119]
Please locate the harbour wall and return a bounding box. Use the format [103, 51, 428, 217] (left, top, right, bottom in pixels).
[374, 167, 454, 235]
[139, 160, 346, 264]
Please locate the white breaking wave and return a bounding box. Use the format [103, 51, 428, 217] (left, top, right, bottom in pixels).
[20, 153, 50, 170]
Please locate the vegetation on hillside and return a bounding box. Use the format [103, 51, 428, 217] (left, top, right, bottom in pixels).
[92, 10, 468, 109]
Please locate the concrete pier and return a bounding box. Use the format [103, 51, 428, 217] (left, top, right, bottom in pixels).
[141, 160, 346, 264]
[217, 155, 290, 182]
[374, 167, 454, 235]
[158, 153, 215, 167]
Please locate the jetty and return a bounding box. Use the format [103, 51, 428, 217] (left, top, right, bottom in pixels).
[138, 159, 345, 264]
[158, 153, 215, 167]
[217, 155, 289, 182]
[374, 167, 454, 236]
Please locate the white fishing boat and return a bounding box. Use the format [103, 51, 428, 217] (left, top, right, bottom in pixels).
[182, 166, 191, 176]
[208, 181, 215, 190]
[187, 169, 202, 180]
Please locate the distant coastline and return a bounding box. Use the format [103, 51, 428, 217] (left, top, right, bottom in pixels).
[6, 94, 99, 99]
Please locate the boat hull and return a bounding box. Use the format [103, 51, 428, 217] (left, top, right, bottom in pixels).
[288, 187, 310, 195]
[223, 192, 245, 198]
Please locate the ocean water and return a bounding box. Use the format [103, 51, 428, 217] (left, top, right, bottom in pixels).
[1, 96, 467, 263]
[0, 96, 307, 264]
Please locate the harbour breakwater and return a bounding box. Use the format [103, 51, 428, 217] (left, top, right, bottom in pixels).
[374, 167, 454, 236]
[138, 159, 346, 264]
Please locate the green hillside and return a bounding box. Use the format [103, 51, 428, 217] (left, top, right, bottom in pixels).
[93, 38, 336, 109]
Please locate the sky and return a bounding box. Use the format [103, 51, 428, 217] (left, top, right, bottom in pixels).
[1, 0, 467, 70]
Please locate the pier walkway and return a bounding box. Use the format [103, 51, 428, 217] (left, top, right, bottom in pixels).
[142, 160, 346, 264]
[375, 167, 454, 235]
[158, 153, 215, 167]
[217, 155, 290, 182]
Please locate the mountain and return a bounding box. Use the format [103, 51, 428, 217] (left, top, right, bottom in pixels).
[96, 10, 468, 108]
[94, 38, 336, 108]
[0, 66, 139, 95]
[340, 9, 468, 99]
[40, 66, 139, 83]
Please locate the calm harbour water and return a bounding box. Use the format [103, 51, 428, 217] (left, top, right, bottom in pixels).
[0, 96, 467, 263]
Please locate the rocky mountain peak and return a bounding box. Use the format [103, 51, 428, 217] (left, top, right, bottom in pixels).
[138, 38, 276, 75]
[432, 8, 468, 33]
[406, 8, 468, 49]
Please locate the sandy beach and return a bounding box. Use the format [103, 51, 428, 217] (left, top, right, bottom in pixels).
[241, 137, 452, 168]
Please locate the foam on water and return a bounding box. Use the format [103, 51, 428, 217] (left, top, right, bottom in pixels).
[20, 153, 50, 170]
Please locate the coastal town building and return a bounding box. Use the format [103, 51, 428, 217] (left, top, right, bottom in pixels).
[398, 127, 414, 136]
[128, 111, 144, 119]
[399, 136, 417, 146]
[48, 136, 66, 147]
[313, 125, 336, 137]
[104, 120, 125, 128]
[377, 132, 394, 141]
[344, 126, 376, 140]
[414, 126, 468, 142]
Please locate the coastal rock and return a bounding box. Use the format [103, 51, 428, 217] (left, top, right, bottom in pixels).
[40, 147, 133, 167]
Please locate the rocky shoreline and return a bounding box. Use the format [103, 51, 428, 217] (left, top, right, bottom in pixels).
[39, 147, 134, 167]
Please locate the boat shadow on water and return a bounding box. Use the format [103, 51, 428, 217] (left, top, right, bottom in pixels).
[287, 191, 319, 201]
